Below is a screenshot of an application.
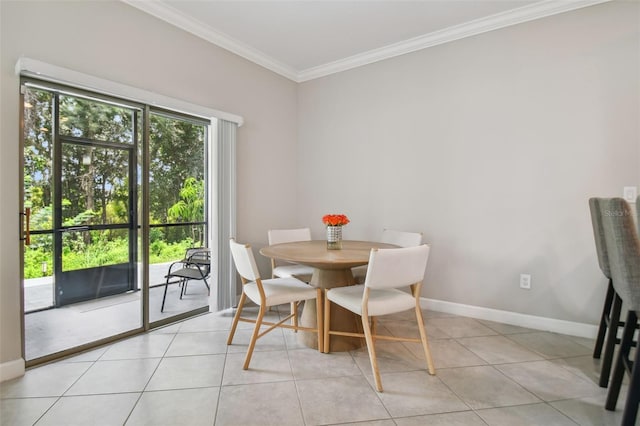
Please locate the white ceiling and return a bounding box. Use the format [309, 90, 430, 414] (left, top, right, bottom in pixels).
[123, 0, 608, 82]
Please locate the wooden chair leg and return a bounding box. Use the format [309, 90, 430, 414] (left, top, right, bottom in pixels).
[415, 304, 435, 375]
[600, 292, 622, 387]
[594, 279, 615, 359]
[362, 314, 383, 392]
[243, 304, 266, 370]
[606, 311, 637, 411]
[315, 289, 324, 353]
[227, 292, 247, 345]
[323, 290, 331, 353]
[291, 302, 298, 331]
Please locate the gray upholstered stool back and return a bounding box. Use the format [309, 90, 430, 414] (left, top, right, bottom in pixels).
[637, 196, 640, 235]
[599, 198, 640, 312]
[589, 198, 611, 279]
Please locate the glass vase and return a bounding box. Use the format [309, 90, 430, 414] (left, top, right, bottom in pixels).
[326, 225, 343, 250]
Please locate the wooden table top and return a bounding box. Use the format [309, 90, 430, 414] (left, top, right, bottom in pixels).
[259, 240, 397, 270]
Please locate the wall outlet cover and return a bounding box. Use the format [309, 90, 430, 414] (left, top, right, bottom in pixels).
[520, 274, 531, 290]
[623, 186, 638, 202]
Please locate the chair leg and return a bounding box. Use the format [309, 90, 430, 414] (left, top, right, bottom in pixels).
[291, 302, 298, 331]
[600, 292, 623, 387]
[415, 305, 436, 375]
[227, 292, 247, 345]
[315, 289, 323, 353]
[180, 278, 187, 299]
[594, 279, 614, 359]
[362, 314, 383, 392]
[243, 304, 266, 370]
[323, 290, 331, 353]
[160, 276, 171, 312]
[622, 317, 640, 426]
[606, 310, 637, 411]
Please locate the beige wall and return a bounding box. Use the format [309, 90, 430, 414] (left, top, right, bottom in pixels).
[297, 2, 639, 324]
[0, 1, 298, 366]
[2, 0, 639, 371]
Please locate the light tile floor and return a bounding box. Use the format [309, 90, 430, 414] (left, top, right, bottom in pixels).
[0, 306, 631, 426]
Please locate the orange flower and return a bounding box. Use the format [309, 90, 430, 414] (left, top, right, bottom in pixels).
[322, 214, 350, 226]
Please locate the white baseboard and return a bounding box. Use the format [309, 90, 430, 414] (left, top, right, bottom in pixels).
[421, 297, 598, 339]
[0, 358, 25, 382]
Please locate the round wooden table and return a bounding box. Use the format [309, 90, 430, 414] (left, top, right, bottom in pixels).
[260, 240, 397, 351]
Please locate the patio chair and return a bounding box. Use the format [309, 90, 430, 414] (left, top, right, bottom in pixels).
[160, 247, 211, 312]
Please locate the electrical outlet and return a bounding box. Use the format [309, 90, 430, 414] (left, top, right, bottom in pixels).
[520, 274, 531, 290]
[623, 186, 637, 202]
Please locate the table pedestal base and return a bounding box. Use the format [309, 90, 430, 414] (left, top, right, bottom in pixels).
[298, 268, 365, 351]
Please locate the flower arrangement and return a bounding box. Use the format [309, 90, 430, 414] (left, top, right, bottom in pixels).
[322, 214, 350, 227]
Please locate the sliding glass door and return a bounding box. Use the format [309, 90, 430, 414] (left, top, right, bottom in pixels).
[22, 81, 210, 363]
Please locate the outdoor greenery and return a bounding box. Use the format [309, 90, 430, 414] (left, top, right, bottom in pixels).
[23, 87, 206, 279]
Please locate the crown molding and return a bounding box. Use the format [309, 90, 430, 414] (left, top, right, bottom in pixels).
[121, 0, 299, 81]
[122, 0, 610, 83]
[297, 0, 611, 82]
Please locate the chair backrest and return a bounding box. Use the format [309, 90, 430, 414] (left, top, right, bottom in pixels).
[599, 198, 640, 311]
[364, 244, 430, 290]
[268, 228, 312, 245]
[187, 247, 209, 261]
[381, 229, 423, 248]
[588, 198, 611, 278]
[229, 239, 261, 282]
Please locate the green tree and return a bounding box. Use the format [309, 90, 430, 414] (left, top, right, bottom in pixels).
[168, 177, 205, 245]
[149, 114, 205, 226]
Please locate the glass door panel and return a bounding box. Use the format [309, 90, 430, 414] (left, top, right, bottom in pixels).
[23, 87, 55, 312]
[22, 84, 143, 362]
[149, 112, 209, 323]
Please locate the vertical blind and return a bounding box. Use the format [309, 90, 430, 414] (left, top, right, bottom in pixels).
[216, 119, 237, 310]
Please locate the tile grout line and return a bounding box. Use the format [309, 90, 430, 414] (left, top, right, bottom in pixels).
[120, 329, 179, 425]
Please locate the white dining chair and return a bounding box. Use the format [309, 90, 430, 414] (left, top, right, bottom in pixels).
[267, 228, 315, 281]
[353, 229, 423, 284]
[324, 244, 435, 392]
[228, 238, 323, 369]
[268, 228, 315, 328]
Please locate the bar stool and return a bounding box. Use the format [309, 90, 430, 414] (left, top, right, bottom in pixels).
[599, 198, 640, 426]
[589, 198, 623, 388]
